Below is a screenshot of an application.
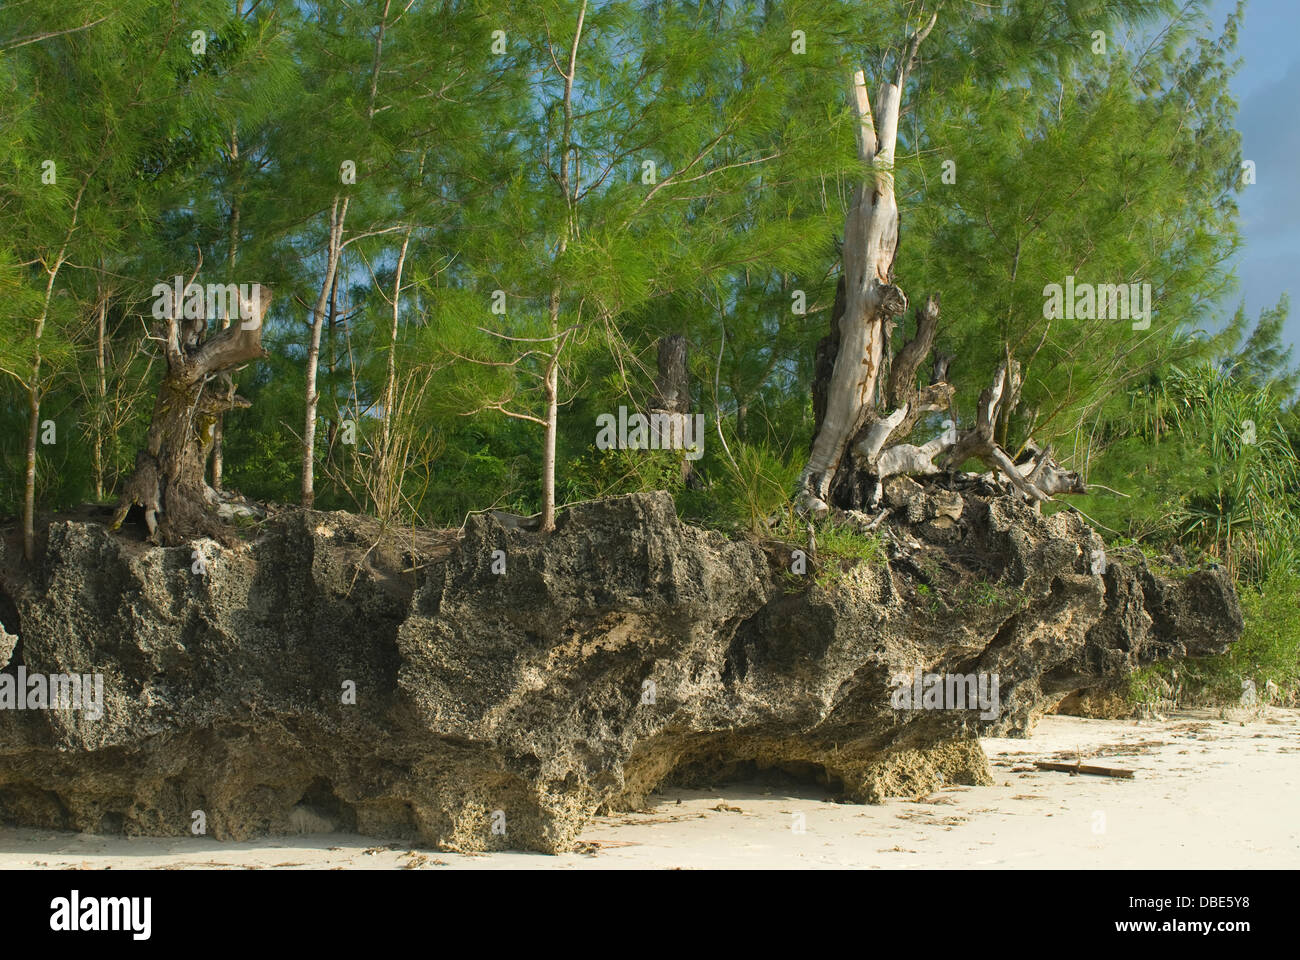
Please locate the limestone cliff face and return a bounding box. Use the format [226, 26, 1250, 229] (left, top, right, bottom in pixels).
[0, 490, 1241, 852]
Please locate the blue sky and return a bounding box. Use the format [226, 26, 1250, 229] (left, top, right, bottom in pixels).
[1209, 0, 1299, 350]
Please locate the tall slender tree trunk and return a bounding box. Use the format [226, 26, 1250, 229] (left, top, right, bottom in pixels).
[368, 0, 391, 119]
[23, 369, 41, 563]
[538, 0, 586, 533]
[22, 175, 89, 561]
[378, 228, 413, 511]
[92, 287, 108, 501]
[652, 334, 693, 485]
[798, 67, 910, 514]
[542, 282, 562, 533]
[25, 272, 62, 561]
[302, 196, 348, 508]
[324, 268, 341, 467]
[212, 125, 241, 492]
[221, 0, 245, 490]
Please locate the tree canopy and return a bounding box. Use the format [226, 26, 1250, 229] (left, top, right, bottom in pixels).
[0, 0, 1290, 591]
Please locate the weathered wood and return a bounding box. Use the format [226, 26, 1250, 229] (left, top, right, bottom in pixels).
[797, 67, 908, 515]
[652, 334, 690, 415]
[1034, 761, 1135, 779]
[112, 284, 271, 545]
[798, 22, 937, 516]
[811, 276, 846, 442]
[887, 294, 943, 408]
[795, 13, 1088, 517]
[940, 362, 1086, 504]
[651, 334, 695, 485]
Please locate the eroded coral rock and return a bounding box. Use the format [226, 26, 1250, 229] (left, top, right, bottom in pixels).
[0, 492, 1241, 852]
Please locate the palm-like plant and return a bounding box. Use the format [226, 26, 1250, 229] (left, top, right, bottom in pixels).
[1164, 363, 1300, 582]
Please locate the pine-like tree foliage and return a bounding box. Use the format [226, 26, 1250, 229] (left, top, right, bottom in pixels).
[0, 0, 1290, 582]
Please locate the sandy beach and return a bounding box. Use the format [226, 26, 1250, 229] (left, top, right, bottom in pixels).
[2, 708, 1295, 870]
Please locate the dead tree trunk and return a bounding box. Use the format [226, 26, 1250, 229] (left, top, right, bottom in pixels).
[91, 278, 109, 501]
[211, 123, 242, 493]
[797, 44, 921, 514]
[799, 14, 1086, 515]
[112, 284, 271, 545]
[651, 334, 694, 485]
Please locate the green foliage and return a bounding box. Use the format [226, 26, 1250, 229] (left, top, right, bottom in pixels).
[711, 442, 803, 534]
[1076, 360, 1300, 585]
[816, 524, 887, 565]
[0, 2, 1291, 710]
[1131, 570, 1300, 708]
[1230, 295, 1298, 398]
[564, 445, 686, 503]
[1, 0, 1260, 533]
[905, 2, 1242, 465]
[812, 524, 887, 589]
[1234, 572, 1300, 705]
[1165, 365, 1300, 583]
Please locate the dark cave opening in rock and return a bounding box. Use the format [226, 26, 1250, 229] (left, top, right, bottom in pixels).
[659, 756, 848, 797]
[290, 777, 357, 834]
[118, 502, 150, 538]
[0, 786, 71, 831]
[0, 587, 20, 673]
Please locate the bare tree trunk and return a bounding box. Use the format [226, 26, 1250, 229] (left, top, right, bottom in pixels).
[22, 175, 89, 561]
[368, 0, 391, 119]
[652, 334, 693, 485]
[24, 268, 62, 560]
[539, 303, 563, 534]
[539, 0, 586, 534]
[798, 60, 915, 515]
[92, 286, 108, 501]
[798, 14, 1088, 516]
[377, 226, 412, 518]
[211, 124, 241, 493]
[112, 286, 272, 545]
[211, 0, 249, 489]
[541, 353, 559, 531]
[302, 196, 348, 508]
[323, 267, 341, 468]
[379, 229, 411, 454]
[23, 374, 40, 562]
[800, 19, 944, 510]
